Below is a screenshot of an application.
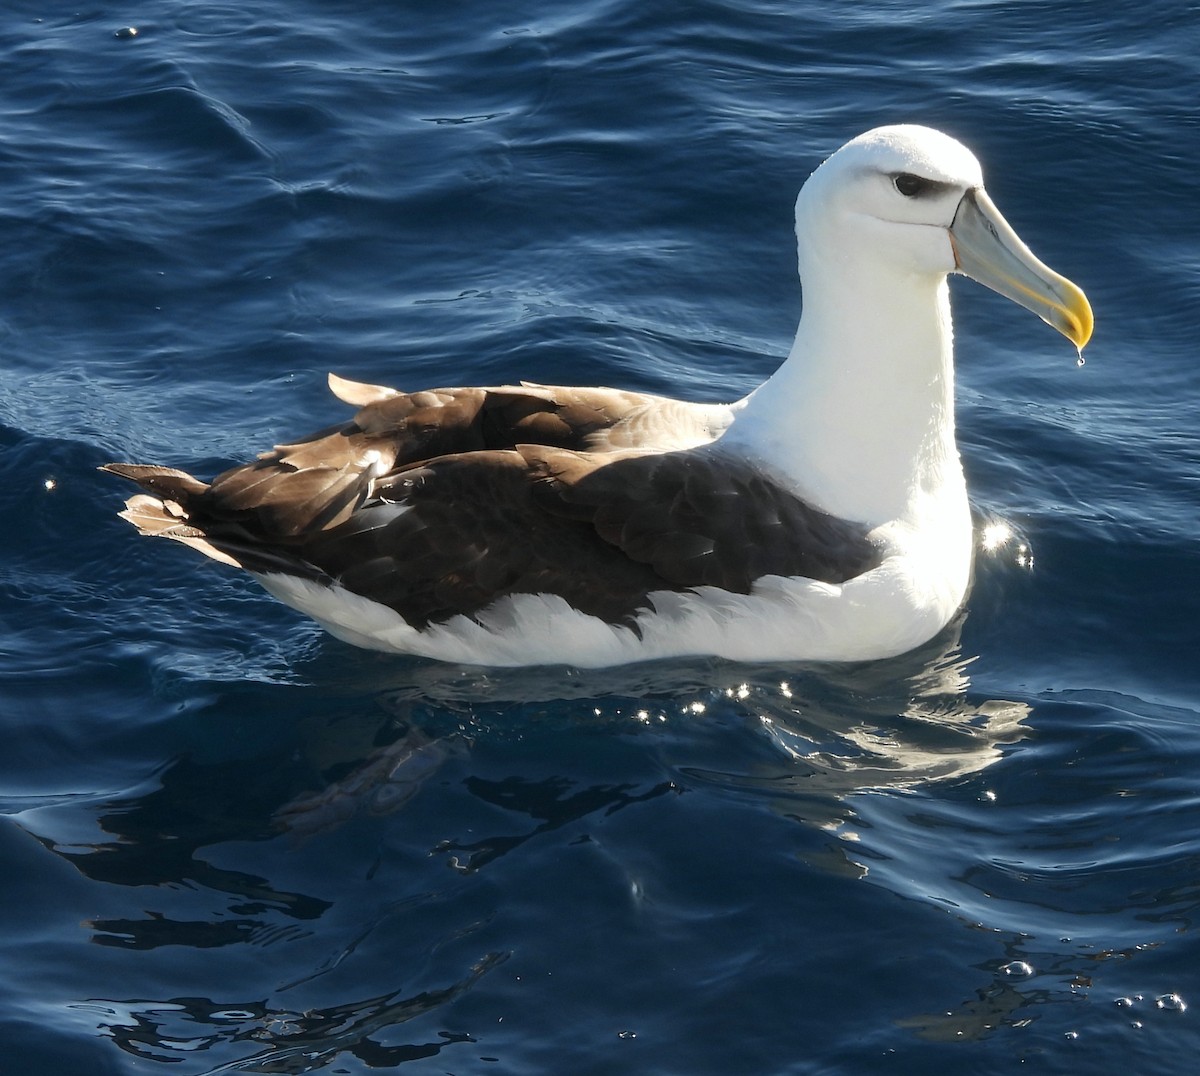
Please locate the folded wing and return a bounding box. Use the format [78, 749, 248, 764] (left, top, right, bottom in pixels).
[104, 375, 880, 629]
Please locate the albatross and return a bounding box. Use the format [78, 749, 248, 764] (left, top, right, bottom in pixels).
[103, 125, 1092, 668]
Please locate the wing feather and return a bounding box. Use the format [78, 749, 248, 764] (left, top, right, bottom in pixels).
[103, 377, 868, 631]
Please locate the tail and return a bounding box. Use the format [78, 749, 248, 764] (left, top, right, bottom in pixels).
[100, 463, 244, 568]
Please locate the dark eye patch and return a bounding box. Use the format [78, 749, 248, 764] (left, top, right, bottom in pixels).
[892, 172, 955, 198]
[894, 172, 928, 197]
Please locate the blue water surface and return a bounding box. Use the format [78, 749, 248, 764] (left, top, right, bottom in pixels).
[2, 1, 1198, 1072]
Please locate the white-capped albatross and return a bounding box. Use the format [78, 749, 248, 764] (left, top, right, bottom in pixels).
[103, 125, 1093, 668]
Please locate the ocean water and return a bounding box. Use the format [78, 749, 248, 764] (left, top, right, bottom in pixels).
[1, 0, 1198, 1072]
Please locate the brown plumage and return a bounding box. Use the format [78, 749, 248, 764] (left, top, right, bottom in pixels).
[103, 374, 880, 630]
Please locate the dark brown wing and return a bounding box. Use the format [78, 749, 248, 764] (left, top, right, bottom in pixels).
[521, 446, 882, 591]
[184, 377, 704, 540]
[295, 450, 671, 627]
[108, 445, 878, 628]
[281, 444, 881, 627]
[103, 378, 699, 626]
[105, 378, 880, 630]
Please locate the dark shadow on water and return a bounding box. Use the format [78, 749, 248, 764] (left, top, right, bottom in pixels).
[72, 951, 505, 1073]
[21, 749, 332, 950]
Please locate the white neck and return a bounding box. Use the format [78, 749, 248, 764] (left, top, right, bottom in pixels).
[724, 261, 964, 527]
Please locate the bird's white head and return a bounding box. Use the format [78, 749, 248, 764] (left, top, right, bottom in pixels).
[797, 125, 982, 278]
[795, 124, 1092, 348]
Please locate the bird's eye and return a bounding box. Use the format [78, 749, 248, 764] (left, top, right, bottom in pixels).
[893, 172, 926, 197]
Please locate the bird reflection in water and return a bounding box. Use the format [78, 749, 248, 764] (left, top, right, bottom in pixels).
[26, 593, 1032, 1068]
[272, 721, 455, 840]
